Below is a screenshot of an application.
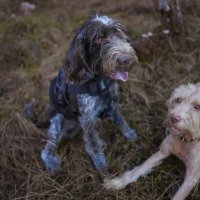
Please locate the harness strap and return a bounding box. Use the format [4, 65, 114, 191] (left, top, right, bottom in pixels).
[51, 69, 79, 118]
[52, 68, 114, 119]
[66, 77, 112, 96]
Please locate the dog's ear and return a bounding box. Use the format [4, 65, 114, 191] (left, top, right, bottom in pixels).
[166, 90, 175, 108]
[166, 98, 171, 108]
[66, 31, 88, 83]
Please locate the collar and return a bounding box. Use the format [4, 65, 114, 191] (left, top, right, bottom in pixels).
[177, 134, 200, 143]
[166, 128, 200, 143]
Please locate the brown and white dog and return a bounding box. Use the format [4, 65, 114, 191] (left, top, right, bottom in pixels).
[105, 83, 200, 200]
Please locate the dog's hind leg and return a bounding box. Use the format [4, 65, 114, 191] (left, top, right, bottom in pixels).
[41, 113, 79, 173]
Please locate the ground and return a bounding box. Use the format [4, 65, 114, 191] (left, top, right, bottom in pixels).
[1, 0, 200, 199]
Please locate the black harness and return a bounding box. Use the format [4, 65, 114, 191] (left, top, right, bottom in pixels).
[49, 68, 114, 119]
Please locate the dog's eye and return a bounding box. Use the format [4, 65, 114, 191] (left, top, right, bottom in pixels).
[95, 37, 103, 44]
[174, 98, 182, 104]
[194, 104, 200, 111]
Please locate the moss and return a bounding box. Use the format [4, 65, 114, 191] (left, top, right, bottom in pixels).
[0, 15, 54, 68]
[24, 64, 42, 81]
[1, 15, 53, 36]
[140, 60, 151, 68]
[14, 47, 38, 68]
[127, 27, 142, 38]
[0, 107, 13, 120]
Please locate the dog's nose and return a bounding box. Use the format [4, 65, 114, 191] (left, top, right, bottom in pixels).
[117, 54, 132, 66]
[170, 114, 181, 124]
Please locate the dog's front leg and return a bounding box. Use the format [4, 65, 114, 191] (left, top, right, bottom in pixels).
[41, 113, 64, 173]
[78, 94, 108, 176]
[104, 136, 172, 189]
[108, 102, 138, 141]
[41, 113, 79, 173]
[173, 166, 200, 200]
[80, 117, 108, 176]
[105, 149, 169, 190]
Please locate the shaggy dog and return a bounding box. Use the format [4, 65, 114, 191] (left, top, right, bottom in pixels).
[105, 83, 200, 200]
[41, 15, 138, 176]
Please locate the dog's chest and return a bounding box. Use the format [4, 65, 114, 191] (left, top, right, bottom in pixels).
[77, 93, 111, 117]
[171, 136, 200, 163]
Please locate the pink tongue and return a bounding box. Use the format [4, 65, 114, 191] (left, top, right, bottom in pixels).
[113, 72, 128, 82]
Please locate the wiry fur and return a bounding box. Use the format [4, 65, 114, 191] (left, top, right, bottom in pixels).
[41, 15, 138, 176]
[105, 83, 200, 200]
[101, 36, 137, 76]
[66, 15, 137, 83]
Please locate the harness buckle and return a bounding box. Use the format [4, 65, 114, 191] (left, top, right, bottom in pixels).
[96, 79, 110, 94]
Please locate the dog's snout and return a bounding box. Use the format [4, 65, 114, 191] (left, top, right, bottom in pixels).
[117, 54, 132, 66]
[170, 114, 181, 124]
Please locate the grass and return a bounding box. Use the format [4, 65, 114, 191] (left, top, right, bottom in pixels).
[1, 0, 200, 199]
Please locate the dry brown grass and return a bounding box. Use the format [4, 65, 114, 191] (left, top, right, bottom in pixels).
[1, 0, 200, 199]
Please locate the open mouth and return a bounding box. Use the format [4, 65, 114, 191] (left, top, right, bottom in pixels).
[111, 71, 128, 82]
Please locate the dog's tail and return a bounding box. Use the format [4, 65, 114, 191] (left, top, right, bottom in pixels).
[25, 98, 49, 129]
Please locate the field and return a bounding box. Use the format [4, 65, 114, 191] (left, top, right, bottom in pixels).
[1, 0, 200, 199]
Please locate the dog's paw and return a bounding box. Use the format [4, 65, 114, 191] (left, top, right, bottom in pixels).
[91, 153, 109, 175]
[124, 128, 138, 141]
[41, 150, 61, 174]
[104, 177, 125, 190]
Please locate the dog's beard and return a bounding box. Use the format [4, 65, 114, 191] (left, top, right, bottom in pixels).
[100, 36, 137, 82]
[168, 122, 193, 141]
[166, 113, 200, 141]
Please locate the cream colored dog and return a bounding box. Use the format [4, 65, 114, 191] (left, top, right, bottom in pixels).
[105, 83, 200, 200]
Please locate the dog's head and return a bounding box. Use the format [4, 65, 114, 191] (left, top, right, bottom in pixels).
[66, 15, 138, 83]
[167, 83, 200, 140]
